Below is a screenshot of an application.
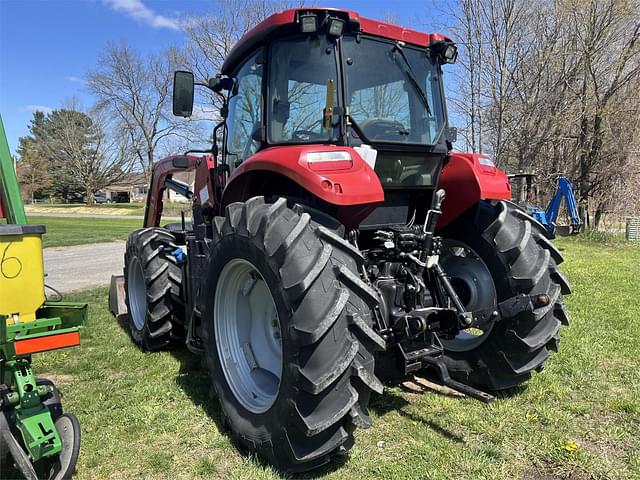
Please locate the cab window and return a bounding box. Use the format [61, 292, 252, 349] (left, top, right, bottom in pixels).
[226, 51, 263, 168]
[268, 35, 339, 143]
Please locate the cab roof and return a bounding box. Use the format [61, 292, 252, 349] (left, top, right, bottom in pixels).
[221, 7, 451, 74]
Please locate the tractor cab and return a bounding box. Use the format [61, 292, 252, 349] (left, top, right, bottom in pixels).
[174, 8, 458, 200]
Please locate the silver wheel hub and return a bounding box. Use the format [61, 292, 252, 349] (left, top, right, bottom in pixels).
[214, 259, 282, 414]
[439, 240, 497, 352]
[127, 256, 147, 331]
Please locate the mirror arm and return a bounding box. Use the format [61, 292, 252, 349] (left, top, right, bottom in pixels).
[212, 119, 226, 159]
[195, 81, 216, 92]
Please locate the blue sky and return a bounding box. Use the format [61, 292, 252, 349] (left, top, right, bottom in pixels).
[0, 0, 445, 154]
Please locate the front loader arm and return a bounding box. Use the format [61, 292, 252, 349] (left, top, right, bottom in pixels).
[143, 155, 216, 228]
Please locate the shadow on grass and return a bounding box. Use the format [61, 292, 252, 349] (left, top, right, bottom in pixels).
[113, 312, 534, 476]
[494, 384, 528, 399]
[369, 388, 466, 444]
[367, 368, 528, 445]
[114, 313, 348, 479]
[170, 347, 351, 479]
[113, 314, 225, 428]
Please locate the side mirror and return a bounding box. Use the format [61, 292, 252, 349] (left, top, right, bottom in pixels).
[173, 71, 194, 117]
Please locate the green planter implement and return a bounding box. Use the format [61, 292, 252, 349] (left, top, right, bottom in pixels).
[0, 114, 87, 479]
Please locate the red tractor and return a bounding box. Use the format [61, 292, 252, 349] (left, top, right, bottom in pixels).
[110, 7, 570, 473]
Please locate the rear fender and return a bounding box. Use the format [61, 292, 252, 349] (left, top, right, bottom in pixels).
[437, 152, 512, 228]
[222, 145, 384, 228]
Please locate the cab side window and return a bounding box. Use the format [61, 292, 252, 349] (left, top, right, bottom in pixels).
[226, 51, 263, 168]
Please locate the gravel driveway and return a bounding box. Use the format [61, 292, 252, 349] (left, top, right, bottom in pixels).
[44, 242, 125, 293]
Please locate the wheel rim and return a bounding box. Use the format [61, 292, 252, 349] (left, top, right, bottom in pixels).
[127, 256, 147, 331]
[214, 259, 282, 414]
[48, 413, 81, 480]
[439, 240, 497, 352]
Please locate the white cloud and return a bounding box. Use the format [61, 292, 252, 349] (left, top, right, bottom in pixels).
[103, 0, 180, 30]
[20, 105, 53, 114]
[65, 75, 84, 83]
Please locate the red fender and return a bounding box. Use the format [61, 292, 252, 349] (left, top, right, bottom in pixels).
[437, 152, 512, 227]
[222, 145, 384, 209]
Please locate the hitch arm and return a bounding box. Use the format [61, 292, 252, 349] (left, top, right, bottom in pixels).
[431, 261, 473, 325]
[421, 356, 496, 403]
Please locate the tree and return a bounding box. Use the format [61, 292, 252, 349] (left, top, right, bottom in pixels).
[16, 146, 51, 204]
[15, 111, 52, 203]
[87, 42, 188, 179]
[443, 0, 640, 225]
[34, 107, 132, 205]
[183, 0, 294, 83]
[182, 0, 304, 117]
[568, 0, 640, 217]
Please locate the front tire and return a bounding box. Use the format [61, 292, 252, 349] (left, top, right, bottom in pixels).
[439, 201, 570, 390]
[202, 197, 385, 472]
[124, 228, 185, 350]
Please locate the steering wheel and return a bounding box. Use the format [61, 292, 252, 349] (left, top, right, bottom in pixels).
[292, 130, 325, 141]
[360, 119, 410, 140]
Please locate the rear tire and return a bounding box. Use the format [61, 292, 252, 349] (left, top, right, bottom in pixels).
[202, 197, 385, 472]
[439, 201, 570, 390]
[124, 228, 185, 350]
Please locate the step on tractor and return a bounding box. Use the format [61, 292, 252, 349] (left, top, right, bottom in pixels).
[0, 115, 86, 479]
[109, 8, 571, 473]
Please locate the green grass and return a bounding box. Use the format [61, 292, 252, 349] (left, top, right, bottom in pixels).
[565, 229, 629, 247]
[29, 216, 142, 248]
[15, 238, 640, 479]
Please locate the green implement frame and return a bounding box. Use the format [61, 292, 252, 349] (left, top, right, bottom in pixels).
[0, 116, 26, 224]
[0, 114, 86, 471]
[1, 303, 86, 462]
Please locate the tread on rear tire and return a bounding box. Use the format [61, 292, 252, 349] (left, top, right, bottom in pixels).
[439, 200, 570, 390]
[201, 197, 385, 473]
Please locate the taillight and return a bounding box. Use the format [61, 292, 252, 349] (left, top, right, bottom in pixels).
[306, 151, 353, 172]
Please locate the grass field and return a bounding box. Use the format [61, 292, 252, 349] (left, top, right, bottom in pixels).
[28, 203, 143, 210]
[29, 215, 142, 248]
[25, 202, 190, 217]
[10, 237, 640, 479]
